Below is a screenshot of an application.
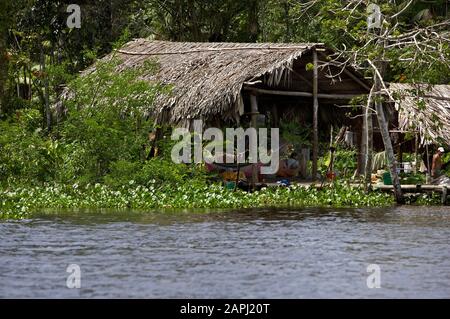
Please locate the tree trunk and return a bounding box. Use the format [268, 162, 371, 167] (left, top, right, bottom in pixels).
[0, 27, 8, 117]
[364, 102, 373, 192]
[284, 1, 291, 41]
[40, 45, 51, 131]
[248, 0, 260, 42]
[373, 69, 404, 203]
[361, 108, 367, 175]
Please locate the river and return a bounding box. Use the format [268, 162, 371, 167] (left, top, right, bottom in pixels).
[0, 206, 449, 298]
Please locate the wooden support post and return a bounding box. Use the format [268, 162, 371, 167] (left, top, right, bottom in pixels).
[426, 144, 431, 183]
[442, 186, 448, 205]
[361, 111, 367, 175]
[250, 93, 259, 189]
[414, 133, 418, 174]
[271, 104, 279, 127]
[299, 148, 310, 179]
[312, 49, 319, 181]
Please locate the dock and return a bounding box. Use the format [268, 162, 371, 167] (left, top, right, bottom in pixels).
[373, 184, 449, 205]
[256, 181, 449, 205]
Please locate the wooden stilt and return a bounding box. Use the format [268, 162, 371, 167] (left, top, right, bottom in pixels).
[250, 93, 259, 189]
[414, 133, 418, 174]
[312, 49, 319, 181]
[364, 99, 373, 192]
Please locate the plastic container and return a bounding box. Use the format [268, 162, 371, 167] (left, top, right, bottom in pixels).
[225, 181, 236, 190]
[403, 162, 412, 174]
[277, 179, 290, 187]
[383, 172, 392, 185]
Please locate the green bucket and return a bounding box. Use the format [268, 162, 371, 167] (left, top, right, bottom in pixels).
[225, 181, 236, 190]
[383, 172, 392, 185]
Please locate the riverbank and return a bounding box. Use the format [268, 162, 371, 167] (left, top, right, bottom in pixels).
[0, 182, 395, 219]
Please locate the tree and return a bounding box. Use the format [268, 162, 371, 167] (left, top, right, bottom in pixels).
[0, 0, 16, 117]
[295, 1, 448, 202]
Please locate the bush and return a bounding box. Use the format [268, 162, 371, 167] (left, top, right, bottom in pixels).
[0, 116, 58, 185]
[103, 158, 207, 188]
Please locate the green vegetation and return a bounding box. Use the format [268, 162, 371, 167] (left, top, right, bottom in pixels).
[0, 182, 394, 219]
[0, 58, 172, 186]
[399, 173, 426, 185]
[319, 148, 358, 178]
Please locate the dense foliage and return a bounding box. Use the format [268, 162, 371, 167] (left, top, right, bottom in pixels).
[0, 58, 177, 186]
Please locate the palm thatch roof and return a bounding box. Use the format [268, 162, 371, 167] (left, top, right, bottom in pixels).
[58, 39, 373, 127]
[389, 83, 450, 145]
[122, 39, 332, 125]
[65, 39, 329, 125]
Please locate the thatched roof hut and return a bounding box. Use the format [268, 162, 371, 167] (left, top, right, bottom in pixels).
[67, 39, 370, 127]
[389, 83, 450, 145]
[57, 39, 375, 177]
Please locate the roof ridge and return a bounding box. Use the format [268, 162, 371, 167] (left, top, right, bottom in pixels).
[116, 44, 322, 56]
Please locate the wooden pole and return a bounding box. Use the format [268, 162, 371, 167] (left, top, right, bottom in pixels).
[361, 106, 367, 175]
[250, 93, 259, 189]
[414, 133, 418, 174]
[426, 144, 431, 183]
[329, 125, 333, 173]
[312, 49, 319, 181]
[364, 100, 373, 192]
[242, 86, 359, 100]
[330, 125, 333, 147]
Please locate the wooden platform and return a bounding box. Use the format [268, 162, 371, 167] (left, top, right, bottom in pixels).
[258, 181, 449, 205]
[374, 184, 449, 204]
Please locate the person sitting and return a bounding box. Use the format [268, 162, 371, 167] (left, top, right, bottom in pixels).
[432, 147, 445, 178]
[431, 147, 450, 185]
[146, 130, 159, 160]
[277, 152, 300, 178]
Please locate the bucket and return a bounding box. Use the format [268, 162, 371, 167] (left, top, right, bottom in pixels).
[225, 181, 236, 190]
[383, 172, 392, 185]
